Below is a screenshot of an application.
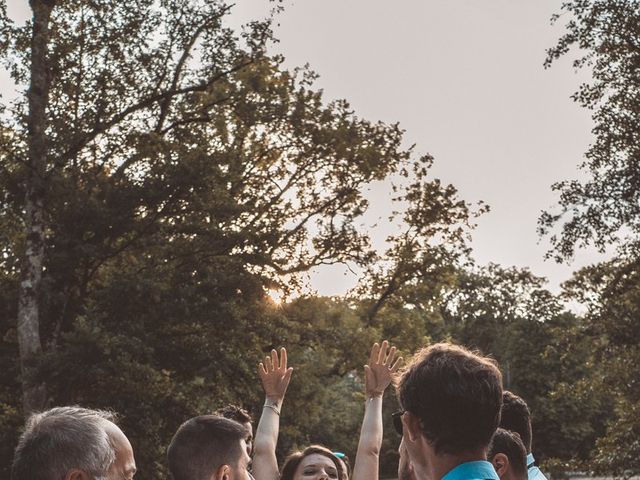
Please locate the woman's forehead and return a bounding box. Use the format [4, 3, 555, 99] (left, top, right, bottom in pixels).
[300, 453, 337, 468]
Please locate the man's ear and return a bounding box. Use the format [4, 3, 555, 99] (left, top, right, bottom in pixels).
[214, 464, 231, 480]
[65, 470, 91, 480]
[491, 453, 509, 478]
[402, 411, 423, 443]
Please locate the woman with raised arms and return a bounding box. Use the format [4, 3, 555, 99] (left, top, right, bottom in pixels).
[251, 341, 401, 480]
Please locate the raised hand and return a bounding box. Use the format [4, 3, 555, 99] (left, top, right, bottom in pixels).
[364, 340, 402, 398]
[258, 347, 293, 403]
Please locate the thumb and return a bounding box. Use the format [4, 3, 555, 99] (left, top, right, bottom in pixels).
[284, 367, 294, 382]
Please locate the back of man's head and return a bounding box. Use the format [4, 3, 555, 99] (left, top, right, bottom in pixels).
[488, 428, 527, 480]
[11, 406, 118, 480]
[500, 391, 532, 453]
[398, 342, 503, 455]
[167, 415, 247, 480]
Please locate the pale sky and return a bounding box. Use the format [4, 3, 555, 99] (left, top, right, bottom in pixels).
[234, 0, 609, 296]
[4, 1, 610, 297]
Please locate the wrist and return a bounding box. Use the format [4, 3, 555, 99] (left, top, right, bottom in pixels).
[264, 397, 282, 408]
[263, 399, 281, 416]
[366, 392, 383, 400]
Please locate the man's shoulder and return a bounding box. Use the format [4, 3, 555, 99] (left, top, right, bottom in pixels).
[443, 460, 500, 480]
[528, 466, 549, 480]
[527, 454, 549, 480]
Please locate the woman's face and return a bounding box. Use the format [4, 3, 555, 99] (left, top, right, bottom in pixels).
[293, 453, 340, 480]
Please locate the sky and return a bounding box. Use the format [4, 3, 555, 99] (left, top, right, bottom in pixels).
[3, 1, 611, 297]
[229, 0, 611, 296]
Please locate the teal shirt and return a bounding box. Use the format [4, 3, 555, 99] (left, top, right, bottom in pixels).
[527, 453, 548, 480]
[442, 461, 500, 480]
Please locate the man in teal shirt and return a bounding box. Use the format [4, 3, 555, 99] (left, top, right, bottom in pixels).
[395, 343, 503, 480]
[499, 391, 549, 480]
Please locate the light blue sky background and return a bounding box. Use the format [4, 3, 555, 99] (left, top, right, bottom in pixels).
[3, 1, 610, 297]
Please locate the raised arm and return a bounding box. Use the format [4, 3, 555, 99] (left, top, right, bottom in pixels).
[352, 341, 402, 480]
[252, 348, 293, 480]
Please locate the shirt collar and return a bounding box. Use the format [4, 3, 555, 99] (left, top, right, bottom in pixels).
[526, 453, 535, 468]
[442, 460, 500, 480]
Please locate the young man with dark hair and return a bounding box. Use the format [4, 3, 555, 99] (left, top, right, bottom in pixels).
[396, 343, 503, 480]
[487, 429, 528, 480]
[499, 391, 548, 480]
[215, 404, 254, 456]
[168, 415, 253, 480]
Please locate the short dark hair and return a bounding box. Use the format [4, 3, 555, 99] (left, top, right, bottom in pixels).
[488, 428, 527, 479]
[167, 415, 247, 480]
[500, 391, 532, 452]
[11, 407, 118, 480]
[281, 445, 345, 480]
[397, 342, 503, 455]
[214, 404, 252, 424]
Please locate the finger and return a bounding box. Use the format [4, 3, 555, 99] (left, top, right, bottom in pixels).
[280, 347, 287, 370]
[390, 356, 403, 372]
[258, 362, 267, 376]
[265, 355, 273, 372]
[385, 346, 397, 367]
[270, 349, 278, 371]
[369, 343, 380, 366]
[378, 340, 389, 364]
[364, 364, 372, 382]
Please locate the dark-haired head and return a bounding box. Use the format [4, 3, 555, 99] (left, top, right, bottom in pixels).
[168, 415, 251, 480]
[488, 428, 527, 480]
[397, 342, 503, 455]
[214, 404, 254, 455]
[500, 391, 532, 453]
[281, 445, 345, 480]
[215, 404, 253, 424]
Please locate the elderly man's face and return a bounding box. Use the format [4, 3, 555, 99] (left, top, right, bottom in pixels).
[105, 423, 136, 480]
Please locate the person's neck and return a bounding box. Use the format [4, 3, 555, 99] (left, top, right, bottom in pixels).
[426, 448, 487, 480]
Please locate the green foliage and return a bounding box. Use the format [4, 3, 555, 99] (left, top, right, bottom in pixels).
[538, 2, 640, 472]
[0, 0, 474, 477]
[539, 0, 640, 260]
[438, 265, 610, 462]
[563, 259, 640, 475]
[358, 260, 613, 467]
[0, 0, 631, 478]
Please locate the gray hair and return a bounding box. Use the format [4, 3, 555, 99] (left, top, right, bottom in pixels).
[11, 406, 118, 480]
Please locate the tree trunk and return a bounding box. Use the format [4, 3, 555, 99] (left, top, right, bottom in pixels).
[17, 0, 55, 416]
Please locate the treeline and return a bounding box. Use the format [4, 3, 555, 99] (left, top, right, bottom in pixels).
[1, 257, 635, 478]
[0, 0, 639, 478]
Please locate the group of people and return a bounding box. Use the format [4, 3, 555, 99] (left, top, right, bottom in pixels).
[10, 341, 548, 480]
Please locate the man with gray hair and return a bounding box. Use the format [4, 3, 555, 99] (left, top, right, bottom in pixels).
[11, 406, 136, 480]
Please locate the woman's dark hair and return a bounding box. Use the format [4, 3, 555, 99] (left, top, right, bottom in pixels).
[281, 445, 345, 480]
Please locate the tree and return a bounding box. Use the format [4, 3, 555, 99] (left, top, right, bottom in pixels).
[0, 0, 400, 414]
[563, 259, 640, 474]
[539, 1, 640, 473]
[1, 0, 276, 415]
[358, 157, 484, 326]
[539, 0, 640, 261]
[0, 0, 476, 476]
